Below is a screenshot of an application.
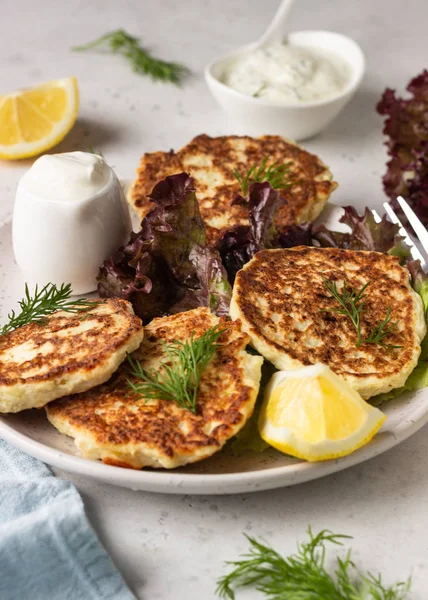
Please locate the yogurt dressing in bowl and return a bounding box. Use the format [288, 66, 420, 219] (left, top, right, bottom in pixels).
[222, 42, 350, 104]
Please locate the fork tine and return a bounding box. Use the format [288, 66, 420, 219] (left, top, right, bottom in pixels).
[371, 209, 382, 223]
[383, 202, 427, 267]
[396, 196, 428, 257]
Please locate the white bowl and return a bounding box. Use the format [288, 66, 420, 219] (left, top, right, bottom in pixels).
[205, 30, 365, 140]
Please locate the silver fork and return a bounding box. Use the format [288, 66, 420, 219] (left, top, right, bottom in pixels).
[371, 196, 428, 268]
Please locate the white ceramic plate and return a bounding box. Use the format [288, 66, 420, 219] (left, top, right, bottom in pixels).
[1, 211, 427, 495]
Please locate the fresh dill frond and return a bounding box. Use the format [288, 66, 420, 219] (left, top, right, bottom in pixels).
[252, 84, 267, 98]
[88, 146, 104, 159]
[322, 277, 368, 347]
[360, 306, 401, 348]
[1, 283, 93, 335]
[126, 325, 225, 413]
[233, 158, 293, 196]
[322, 277, 402, 350]
[72, 29, 190, 85]
[216, 527, 411, 600]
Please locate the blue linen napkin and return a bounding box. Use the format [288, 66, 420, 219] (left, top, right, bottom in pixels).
[0, 439, 136, 600]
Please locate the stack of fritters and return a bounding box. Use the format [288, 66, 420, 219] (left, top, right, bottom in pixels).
[0, 299, 262, 469]
[46, 308, 262, 469]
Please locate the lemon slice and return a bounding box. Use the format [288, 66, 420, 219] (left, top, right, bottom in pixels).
[0, 77, 79, 160]
[259, 364, 386, 462]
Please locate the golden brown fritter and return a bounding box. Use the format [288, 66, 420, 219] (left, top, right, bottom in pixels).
[0, 298, 144, 413]
[230, 247, 426, 399]
[128, 134, 337, 245]
[46, 308, 263, 469]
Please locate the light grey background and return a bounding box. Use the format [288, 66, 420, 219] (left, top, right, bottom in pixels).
[1, 0, 428, 598]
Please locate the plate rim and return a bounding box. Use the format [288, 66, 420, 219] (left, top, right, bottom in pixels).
[1, 400, 428, 494]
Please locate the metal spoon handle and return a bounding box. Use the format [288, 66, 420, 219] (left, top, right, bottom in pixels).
[256, 0, 295, 48]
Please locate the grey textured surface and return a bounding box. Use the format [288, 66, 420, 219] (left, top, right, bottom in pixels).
[1, 0, 428, 598]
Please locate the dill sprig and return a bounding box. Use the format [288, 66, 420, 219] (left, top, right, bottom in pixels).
[72, 29, 190, 85]
[216, 527, 411, 600]
[233, 158, 293, 196]
[322, 277, 402, 350]
[126, 325, 225, 413]
[1, 283, 93, 335]
[88, 146, 104, 159]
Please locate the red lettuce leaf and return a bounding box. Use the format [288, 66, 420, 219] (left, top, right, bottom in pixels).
[97, 173, 231, 322]
[312, 206, 427, 288]
[97, 234, 173, 321]
[407, 259, 428, 294]
[231, 182, 286, 247]
[217, 182, 282, 284]
[276, 223, 313, 248]
[377, 70, 428, 225]
[216, 225, 259, 286]
[312, 206, 410, 256]
[217, 182, 311, 284]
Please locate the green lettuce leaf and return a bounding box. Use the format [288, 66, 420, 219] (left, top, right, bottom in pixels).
[371, 278, 428, 406]
[230, 356, 277, 455]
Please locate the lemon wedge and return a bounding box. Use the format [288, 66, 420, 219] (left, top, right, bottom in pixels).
[0, 77, 79, 160]
[259, 364, 386, 462]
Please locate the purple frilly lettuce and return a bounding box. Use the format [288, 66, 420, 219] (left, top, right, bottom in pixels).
[377, 70, 428, 226]
[97, 173, 231, 322]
